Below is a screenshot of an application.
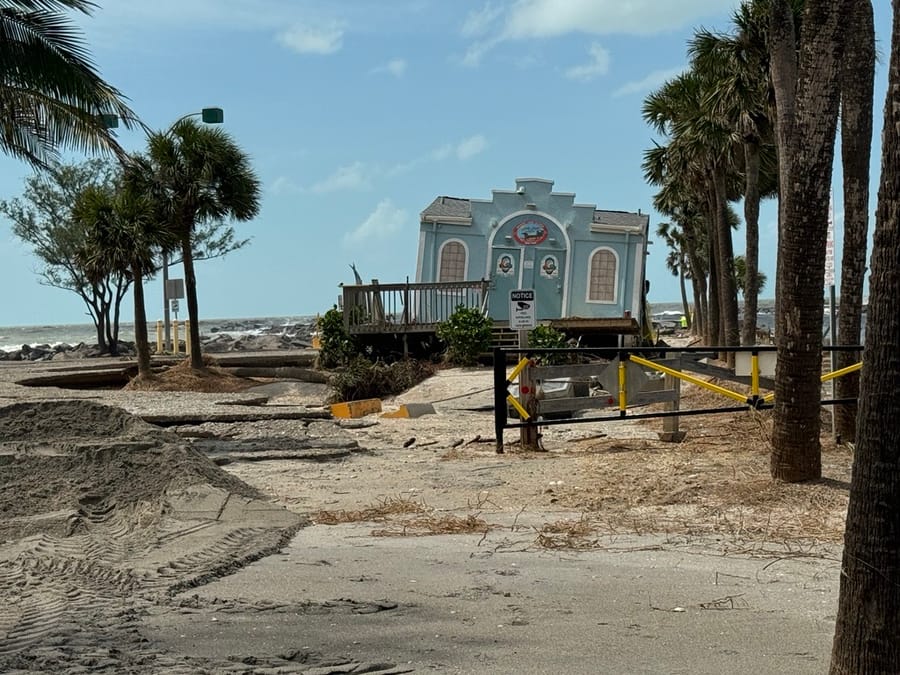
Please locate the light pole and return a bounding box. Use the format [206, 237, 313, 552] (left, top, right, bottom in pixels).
[104, 108, 224, 352]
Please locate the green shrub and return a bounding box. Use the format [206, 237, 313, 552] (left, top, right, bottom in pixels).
[328, 356, 435, 403]
[436, 305, 493, 366]
[317, 307, 359, 368]
[529, 324, 569, 364]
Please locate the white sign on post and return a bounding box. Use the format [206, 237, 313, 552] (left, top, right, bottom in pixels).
[509, 289, 536, 330]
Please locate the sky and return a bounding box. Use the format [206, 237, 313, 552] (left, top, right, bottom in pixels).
[0, 0, 892, 326]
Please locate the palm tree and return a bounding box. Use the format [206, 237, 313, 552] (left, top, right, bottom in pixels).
[834, 0, 875, 444]
[733, 255, 767, 300]
[644, 71, 742, 358]
[768, 0, 849, 482]
[690, 2, 780, 347]
[656, 221, 692, 327]
[0, 0, 137, 167]
[829, 5, 900, 669]
[73, 159, 177, 378]
[145, 119, 261, 369]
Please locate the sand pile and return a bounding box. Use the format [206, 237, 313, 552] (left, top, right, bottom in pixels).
[0, 400, 264, 541]
[0, 400, 306, 670]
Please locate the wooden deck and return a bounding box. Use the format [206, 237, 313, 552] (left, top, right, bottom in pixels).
[342, 279, 490, 334]
[342, 280, 641, 349]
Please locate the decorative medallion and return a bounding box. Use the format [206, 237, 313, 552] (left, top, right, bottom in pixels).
[512, 220, 549, 245]
[540, 255, 559, 279]
[496, 253, 516, 277]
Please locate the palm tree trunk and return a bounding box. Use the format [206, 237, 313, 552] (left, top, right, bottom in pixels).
[741, 140, 762, 346]
[692, 281, 704, 337]
[830, 5, 900, 667]
[771, 0, 847, 482]
[181, 233, 204, 369]
[131, 265, 152, 378]
[713, 166, 740, 367]
[770, 0, 798, 262]
[678, 255, 690, 328]
[704, 199, 720, 347]
[835, 0, 875, 444]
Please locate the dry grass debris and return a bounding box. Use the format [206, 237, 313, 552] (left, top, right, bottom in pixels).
[312, 495, 493, 537]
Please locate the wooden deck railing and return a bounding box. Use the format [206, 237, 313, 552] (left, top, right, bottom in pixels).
[342, 279, 490, 334]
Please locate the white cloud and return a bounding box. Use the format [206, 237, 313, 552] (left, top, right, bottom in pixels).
[343, 199, 408, 246]
[277, 21, 344, 54]
[270, 176, 300, 195]
[613, 66, 685, 97]
[432, 135, 488, 162]
[461, 2, 504, 38]
[372, 58, 408, 77]
[460, 0, 726, 64]
[311, 162, 371, 193]
[502, 0, 727, 39]
[456, 134, 488, 160]
[565, 42, 610, 82]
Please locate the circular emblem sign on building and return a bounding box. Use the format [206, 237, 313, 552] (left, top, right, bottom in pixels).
[512, 220, 549, 245]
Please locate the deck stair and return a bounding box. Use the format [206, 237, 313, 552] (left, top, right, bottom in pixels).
[491, 326, 519, 349]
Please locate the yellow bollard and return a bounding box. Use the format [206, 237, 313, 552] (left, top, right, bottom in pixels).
[156, 320, 163, 354]
[185, 320, 191, 357]
[173, 320, 180, 354]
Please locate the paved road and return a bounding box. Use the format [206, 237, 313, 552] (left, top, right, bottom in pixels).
[145, 525, 839, 674]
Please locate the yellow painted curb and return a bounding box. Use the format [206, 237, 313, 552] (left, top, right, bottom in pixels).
[330, 398, 382, 418]
[382, 403, 436, 419]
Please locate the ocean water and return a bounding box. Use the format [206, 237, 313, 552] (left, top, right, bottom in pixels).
[0, 316, 317, 353]
[651, 301, 864, 343]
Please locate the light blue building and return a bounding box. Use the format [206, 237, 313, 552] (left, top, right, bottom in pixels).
[416, 177, 650, 324]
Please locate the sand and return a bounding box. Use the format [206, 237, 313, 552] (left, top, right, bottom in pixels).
[0, 354, 850, 673]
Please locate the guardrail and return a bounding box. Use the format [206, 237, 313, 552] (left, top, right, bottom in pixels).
[492, 344, 863, 453]
[341, 279, 490, 334]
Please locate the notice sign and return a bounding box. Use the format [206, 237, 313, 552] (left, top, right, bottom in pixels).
[509, 289, 536, 330]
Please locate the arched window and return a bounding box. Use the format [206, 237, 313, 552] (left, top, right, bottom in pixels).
[438, 240, 467, 282]
[587, 248, 618, 302]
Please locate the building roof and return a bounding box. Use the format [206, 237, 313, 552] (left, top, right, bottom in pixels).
[420, 196, 471, 220]
[421, 196, 647, 228]
[592, 210, 649, 228]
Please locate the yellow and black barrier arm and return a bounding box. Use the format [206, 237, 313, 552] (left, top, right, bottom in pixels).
[493, 349, 532, 453]
[762, 361, 862, 404]
[628, 353, 755, 406]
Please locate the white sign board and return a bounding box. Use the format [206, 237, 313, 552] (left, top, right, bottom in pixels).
[509, 289, 536, 330]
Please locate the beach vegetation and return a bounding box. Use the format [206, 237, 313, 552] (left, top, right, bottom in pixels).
[435, 306, 492, 367]
[733, 255, 767, 299]
[528, 324, 569, 365]
[317, 307, 359, 369]
[0, 159, 128, 352]
[0, 158, 250, 355]
[327, 355, 434, 403]
[0, 0, 136, 168]
[141, 119, 261, 370]
[72, 157, 178, 378]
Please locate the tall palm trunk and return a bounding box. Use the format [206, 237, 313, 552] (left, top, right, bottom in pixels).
[713, 166, 740, 366]
[180, 233, 204, 369]
[678, 253, 690, 328]
[741, 140, 762, 345]
[682, 220, 707, 338]
[770, 0, 847, 482]
[830, 4, 900, 667]
[770, 0, 798, 283]
[834, 0, 875, 443]
[704, 199, 720, 346]
[131, 265, 153, 378]
[692, 281, 705, 337]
